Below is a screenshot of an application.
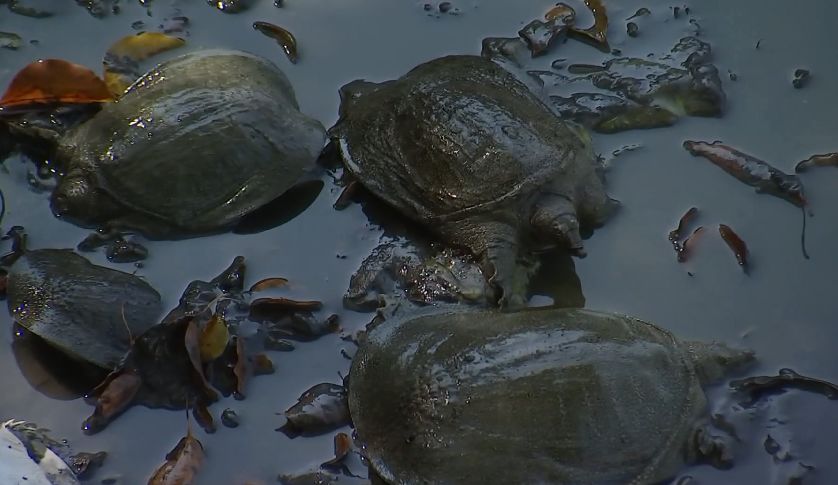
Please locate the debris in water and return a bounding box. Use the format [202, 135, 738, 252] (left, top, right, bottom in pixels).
[545, 2, 575, 23]
[0, 59, 113, 109]
[718, 224, 748, 273]
[277, 383, 350, 438]
[626, 22, 639, 37]
[102, 32, 186, 97]
[795, 152, 838, 172]
[626, 7, 650, 20]
[518, 19, 569, 57]
[253, 21, 298, 64]
[221, 408, 239, 428]
[0, 32, 22, 50]
[320, 432, 352, 469]
[567, 0, 609, 51]
[682, 140, 806, 208]
[208, 0, 251, 13]
[792, 68, 810, 89]
[148, 414, 204, 485]
[248, 277, 289, 293]
[731, 368, 838, 404]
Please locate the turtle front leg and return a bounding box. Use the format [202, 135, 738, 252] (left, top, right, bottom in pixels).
[443, 220, 526, 308]
[530, 193, 587, 256]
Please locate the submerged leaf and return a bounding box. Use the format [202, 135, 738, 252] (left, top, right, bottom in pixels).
[103, 32, 185, 97]
[795, 152, 838, 172]
[278, 383, 350, 438]
[0, 59, 113, 109]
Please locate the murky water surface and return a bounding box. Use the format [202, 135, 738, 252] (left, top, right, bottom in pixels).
[1, 1, 837, 483]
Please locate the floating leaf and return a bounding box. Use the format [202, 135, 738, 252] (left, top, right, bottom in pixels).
[103, 32, 185, 97]
[82, 370, 142, 434]
[568, 0, 609, 51]
[199, 314, 229, 362]
[253, 21, 298, 64]
[320, 432, 352, 469]
[795, 152, 838, 172]
[731, 368, 838, 404]
[545, 2, 575, 23]
[718, 224, 749, 273]
[278, 383, 350, 438]
[0, 59, 113, 109]
[248, 277, 289, 293]
[148, 418, 205, 485]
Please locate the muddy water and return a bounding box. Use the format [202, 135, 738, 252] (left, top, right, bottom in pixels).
[1, 0, 837, 483]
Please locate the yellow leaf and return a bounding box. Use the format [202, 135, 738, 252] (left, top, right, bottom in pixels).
[199, 314, 229, 362]
[102, 32, 185, 97]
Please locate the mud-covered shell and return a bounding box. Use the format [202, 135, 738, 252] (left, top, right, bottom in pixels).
[349, 308, 709, 484]
[56, 49, 326, 236]
[331, 55, 591, 222]
[7, 249, 162, 369]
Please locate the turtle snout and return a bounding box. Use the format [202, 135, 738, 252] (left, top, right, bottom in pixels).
[50, 192, 71, 217]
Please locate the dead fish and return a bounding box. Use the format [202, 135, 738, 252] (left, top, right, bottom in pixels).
[683, 140, 809, 259]
[795, 152, 838, 172]
[253, 21, 298, 64]
[718, 224, 748, 273]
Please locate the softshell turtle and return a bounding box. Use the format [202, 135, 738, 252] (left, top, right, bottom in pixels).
[6, 249, 162, 369]
[330, 55, 617, 306]
[51, 49, 326, 238]
[349, 307, 754, 484]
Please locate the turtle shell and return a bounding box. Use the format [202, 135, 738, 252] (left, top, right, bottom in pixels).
[349, 308, 707, 484]
[57, 49, 325, 235]
[6, 249, 162, 369]
[331, 55, 590, 223]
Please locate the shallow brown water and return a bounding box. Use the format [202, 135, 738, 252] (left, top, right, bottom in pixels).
[1, 1, 837, 484]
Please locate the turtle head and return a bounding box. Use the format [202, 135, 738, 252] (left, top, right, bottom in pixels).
[686, 340, 755, 385]
[50, 172, 118, 226]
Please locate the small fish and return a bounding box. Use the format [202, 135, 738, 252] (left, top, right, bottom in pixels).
[718, 224, 748, 273]
[795, 152, 838, 172]
[253, 21, 298, 64]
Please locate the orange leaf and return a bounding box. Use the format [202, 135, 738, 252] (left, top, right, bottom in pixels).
[0, 59, 113, 109]
[103, 32, 185, 97]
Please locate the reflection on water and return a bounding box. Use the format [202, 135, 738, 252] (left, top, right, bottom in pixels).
[0, 0, 837, 483]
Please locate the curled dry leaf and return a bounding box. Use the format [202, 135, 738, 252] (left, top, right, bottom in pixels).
[568, 0, 609, 51]
[0, 59, 113, 109]
[731, 368, 838, 404]
[545, 2, 575, 23]
[248, 277, 289, 293]
[148, 420, 205, 485]
[82, 370, 142, 435]
[682, 140, 806, 208]
[103, 32, 186, 97]
[278, 383, 350, 438]
[677, 226, 704, 263]
[253, 21, 298, 64]
[718, 224, 748, 273]
[233, 336, 248, 399]
[192, 403, 216, 434]
[320, 432, 352, 469]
